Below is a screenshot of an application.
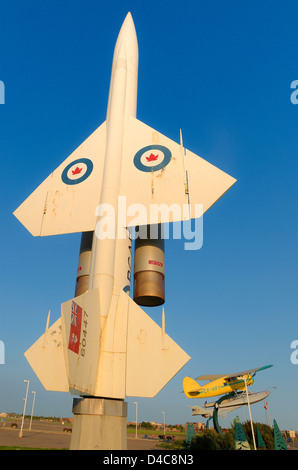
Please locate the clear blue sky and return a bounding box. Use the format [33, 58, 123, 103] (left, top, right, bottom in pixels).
[1, 0, 298, 430]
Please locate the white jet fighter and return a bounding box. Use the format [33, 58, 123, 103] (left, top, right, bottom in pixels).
[14, 13, 236, 399]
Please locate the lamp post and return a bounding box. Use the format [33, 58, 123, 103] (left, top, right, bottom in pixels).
[243, 376, 256, 450]
[162, 411, 165, 436]
[133, 402, 138, 439]
[29, 391, 36, 430]
[19, 379, 29, 438]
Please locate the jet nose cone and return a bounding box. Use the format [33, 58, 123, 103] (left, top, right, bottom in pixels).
[117, 12, 137, 43]
[123, 12, 134, 28]
[113, 12, 138, 68]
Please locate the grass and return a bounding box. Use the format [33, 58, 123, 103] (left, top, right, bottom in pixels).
[127, 427, 187, 438]
[0, 446, 67, 450]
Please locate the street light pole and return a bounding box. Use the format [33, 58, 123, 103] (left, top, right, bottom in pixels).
[162, 411, 165, 436]
[133, 402, 138, 439]
[29, 391, 36, 430]
[19, 379, 29, 438]
[243, 376, 256, 450]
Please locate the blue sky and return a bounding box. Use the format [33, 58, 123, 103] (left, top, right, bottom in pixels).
[1, 0, 298, 431]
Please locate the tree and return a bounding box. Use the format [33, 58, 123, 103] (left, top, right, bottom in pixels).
[140, 421, 155, 430]
[242, 421, 274, 450]
[190, 429, 234, 450]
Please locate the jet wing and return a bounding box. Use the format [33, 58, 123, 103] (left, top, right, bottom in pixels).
[196, 365, 273, 382]
[120, 117, 236, 226]
[14, 121, 106, 236]
[24, 316, 69, 392]
[14, 116, 236, 236]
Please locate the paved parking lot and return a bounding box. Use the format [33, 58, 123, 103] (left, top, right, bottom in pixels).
[0, 421, 161, 450]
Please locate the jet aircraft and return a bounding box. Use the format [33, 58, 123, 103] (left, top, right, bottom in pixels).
[14, 13, 236, 399]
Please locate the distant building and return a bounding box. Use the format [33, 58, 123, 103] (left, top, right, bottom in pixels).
[183, 422, 205, 432]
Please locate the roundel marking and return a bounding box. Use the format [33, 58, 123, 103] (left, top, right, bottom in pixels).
[133, 145, 171, 172]
[61, 158, 93, 185]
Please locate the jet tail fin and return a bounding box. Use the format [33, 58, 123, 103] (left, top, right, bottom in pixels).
[25, 289, 190, 399]
[61, 288, 190, 398]
[125, 293, 190, 397]
[24, 316, 69, 392]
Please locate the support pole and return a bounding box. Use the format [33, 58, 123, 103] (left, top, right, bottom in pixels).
[212, 392, 235, 434]
[70, 397, 127, 450]
[243, 377, 257, 450]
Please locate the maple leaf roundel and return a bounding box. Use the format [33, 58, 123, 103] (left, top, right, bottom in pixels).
[133, 145, 171, 172]
[61, 158, 93, 185]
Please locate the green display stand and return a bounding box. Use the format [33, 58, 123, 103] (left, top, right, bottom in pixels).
[234, 416, 250, 450]
[212, 392, 235, 434]
[256, 427, 265, 448]
[273, 419, 288, 450]
[186, 423, 196, 445]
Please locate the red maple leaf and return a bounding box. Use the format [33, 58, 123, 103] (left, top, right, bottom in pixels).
[72, 166, 82, 175]
[146, 153, 159, 162]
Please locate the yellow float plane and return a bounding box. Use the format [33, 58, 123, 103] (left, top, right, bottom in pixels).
[183, 365, 273, 399]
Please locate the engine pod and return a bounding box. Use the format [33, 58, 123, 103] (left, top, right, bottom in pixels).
[74, 231, 93, 297]
[133, 227, 165, 307]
